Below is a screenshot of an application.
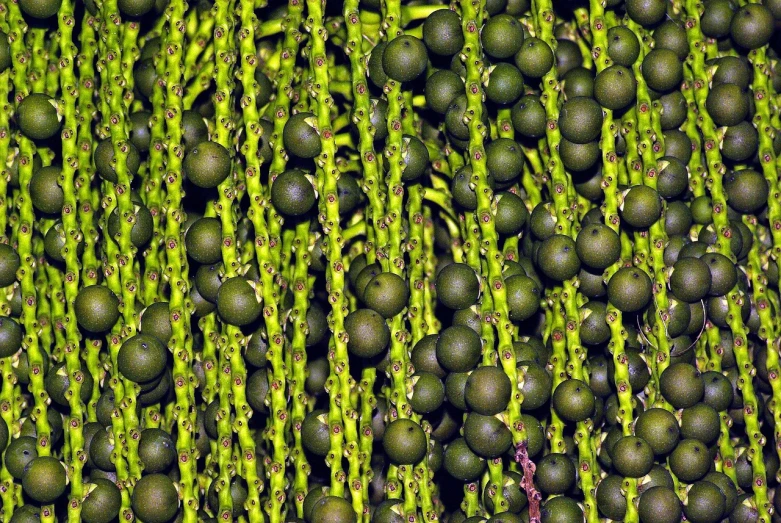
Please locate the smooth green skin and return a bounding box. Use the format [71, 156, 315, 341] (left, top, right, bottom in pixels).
[22, 456, 67, 504]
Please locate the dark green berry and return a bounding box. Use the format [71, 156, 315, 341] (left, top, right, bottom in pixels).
[422, 9, 464, 56]
[344, 308, 390, 358]
[382, 35, 428, 82]
[184, 141, 232, 189]
[22, 456, 66, 504]
[283, 113, 321, 159]
[271, 169, 316, 217]
[74, 285, 120, 333]
[132, 473, 180, 523]
[216, 277, 262, 326]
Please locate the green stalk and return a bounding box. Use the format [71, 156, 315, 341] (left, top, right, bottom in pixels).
[307, 0, 363, 516]
[684, 1, 768, 517]
[747, 24, 781, 487]
[289, 220, 312, 519]
[211, 0, 238, 518]
[158, 0, 198, 519]
[342, 0, 385, 267]
[626, 18, 672, 407]
[57, 0, 87, 512]
[533, 1, 599, 520]
[0, 20, 16, 515]
[234, 0, 271, 518]
[8, 0, 53, 465]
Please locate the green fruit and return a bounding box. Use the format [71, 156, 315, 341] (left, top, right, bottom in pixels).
[311, 496, 357, 523]
[118, 0, 154, 16]
[301, 410, 330, 456]
[625, 0, 667, 26]
[540, 496, 583, 523]
[426, 70, 465, 114]
[436, 325, 482, 373]
[138, 428, 176, 474]
[554, 39, 583, 78]
[621, 185, 662, 228]
[22, 456, 66, 503]
[422, 9, 464, 56]
[17, 94, 61, 139]
[207, 477, 248, 518]
[671, 256, 712, 303]
[132, 473, 180, 523]
[482, 14, 524, 59]
[576, 223, 621, 270]
[436, 263, 480, 309]
[185, 217, 223, 265]
[344, 308, 390, 358]
[216, 277, 262, 326]
[45, 361, 93, 407]
[463, 412, 512, 459]
[0, 243, 20, 287]
[0, 31, 10, 73]
[701, 0, 736, 38]
[724, 169, 768, 214]
[364, 272, 409, 318]
[517, 362, 552, 410]
[512, 95, 547, 138]
[638, 486, 682, 523]
[642, 49, 683, 92]
[558, 97, 603, 145]
[271, 169, 316, 217]
[596, 475, 627, 520]
[660, 362, 704, 409]
[184, 141, 232, 189]
[730, 4, 774, 49]
[611, 435, 655, 478]
[485, 63, 524, 105]
[140, 301, 174, 345]
[464, 365, 511, 416]
[382, 35, 428, 82]
[29, 165, 65, 215]
[383, 419, 427, 465]
[82, 479, 122, 523]
[283, 113, 321, 159]
[594, 65, 637, 110]
[444, 437, 486, 481]
[514, 37, 554, 79]
[118, 333, 168, 384]
[670, 438, 712, 482]
[5, 436, 37, 480]
[535, 453, 576, 495]
[75, 285, 120, 333]
[409, 371, 445, 414]
[0, 316, 24, 360]
[607, 25, 641, 67]
[684, 481, 726, 523]
[552, 378, 595, 422]
[505, 274, 541, 322]
[495, 192, 529, 236]
[107, 202, 154, 248]
[706, 83, 749, 127]
[536, 234, 580, 281]
[562, 66, 595, 99]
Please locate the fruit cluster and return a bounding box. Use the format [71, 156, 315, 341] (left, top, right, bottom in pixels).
[1, 0, 781, 522]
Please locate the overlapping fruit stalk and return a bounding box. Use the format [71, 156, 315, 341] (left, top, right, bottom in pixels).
[531, 0, 599, 521]
[341, 1, 384, 517]
[7, 0, 53, 496]
[683, 1, 770, 519]
[0, 6, 19, 520]
[57, 0, 88, 518]
[305, 0, 366, 517]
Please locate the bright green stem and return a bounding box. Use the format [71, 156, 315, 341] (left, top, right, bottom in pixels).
[58, 0, 87, 516]
[307, 0, 363, 516]
[685, 1, 768, 517]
